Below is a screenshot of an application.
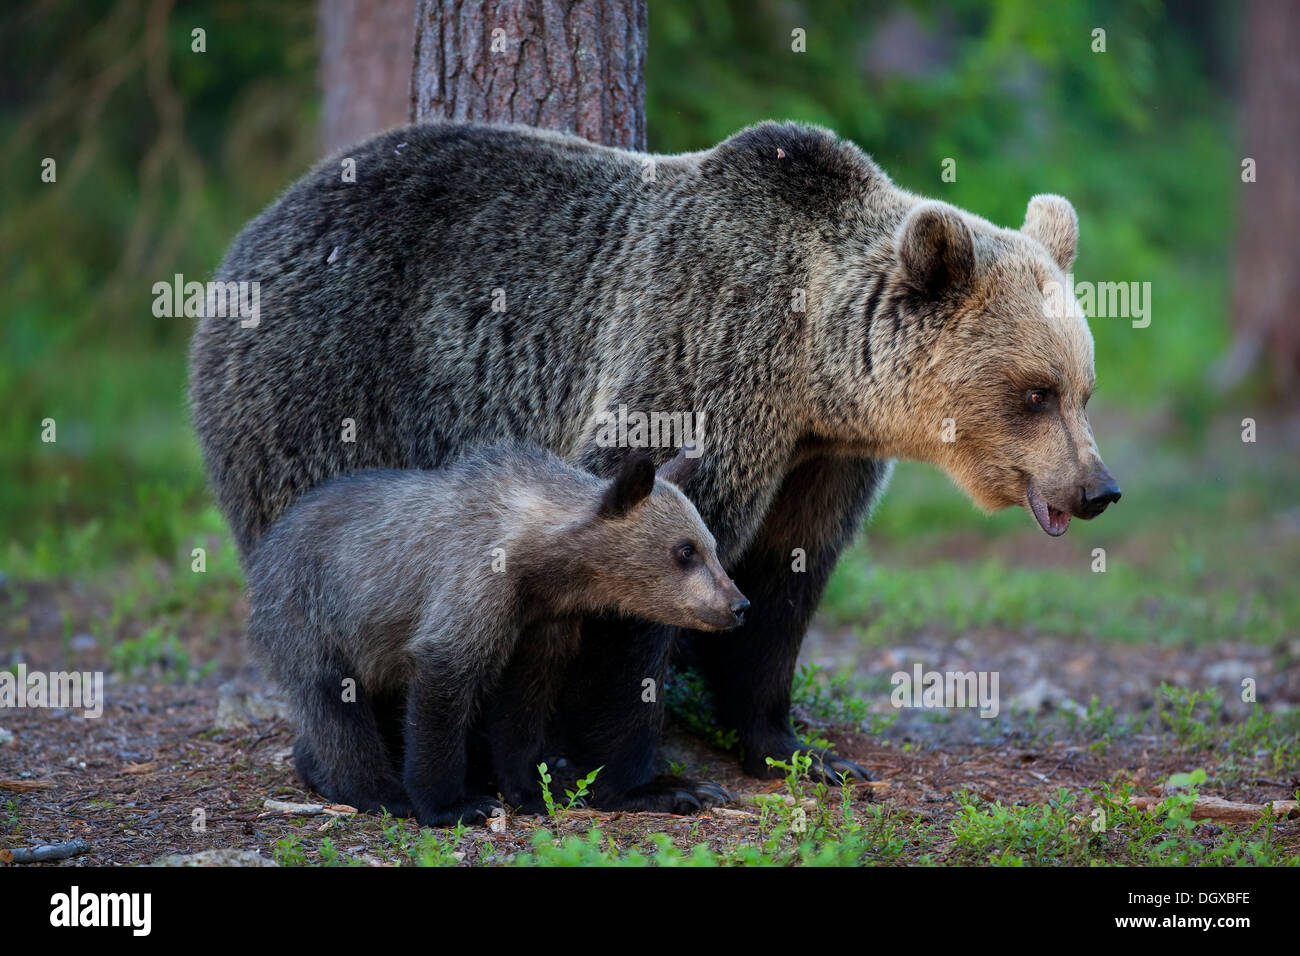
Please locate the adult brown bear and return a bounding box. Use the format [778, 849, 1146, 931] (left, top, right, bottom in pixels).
[190, 120, 1119, 812]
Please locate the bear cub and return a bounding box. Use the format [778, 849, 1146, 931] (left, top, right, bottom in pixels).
[247, 443, 748, 826]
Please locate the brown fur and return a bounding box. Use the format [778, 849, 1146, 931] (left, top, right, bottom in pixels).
[247, 443, 747, 825]
[191, 121, 1118, 800]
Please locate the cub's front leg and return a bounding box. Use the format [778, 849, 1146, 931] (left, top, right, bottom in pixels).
[480, 617, 582, 814]
[402, 639, 504, 827]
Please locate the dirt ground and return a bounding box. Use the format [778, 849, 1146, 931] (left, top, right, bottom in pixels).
[3, 587, 1297, 866]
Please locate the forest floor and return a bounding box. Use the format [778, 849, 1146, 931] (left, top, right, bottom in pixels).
[2, 599, 1297, 866]
[3, 409, 1299, 865]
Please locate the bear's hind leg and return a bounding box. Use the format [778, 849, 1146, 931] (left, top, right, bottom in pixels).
[293, 657, 412, 816]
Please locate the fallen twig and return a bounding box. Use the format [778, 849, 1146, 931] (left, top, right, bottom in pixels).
[1, 840, 92, 864]
[1127, 795, 1299, 823]
[260, 798, 357, 817]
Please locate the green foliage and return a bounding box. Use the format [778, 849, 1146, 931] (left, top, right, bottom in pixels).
[951, 788, 1093, 865]
[517, 752, 940, 866]
[107, 624, 200, 681]
[1091, 772, 1290, 866]
[820, 529, 1300, 647]
[263, 758, 1294, 867]
[413, 823, 471, 867]
[791, 663, 874, 729]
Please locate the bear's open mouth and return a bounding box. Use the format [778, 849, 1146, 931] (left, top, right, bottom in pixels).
[1027, 480, 1071, 537]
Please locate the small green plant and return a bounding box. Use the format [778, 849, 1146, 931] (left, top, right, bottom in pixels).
[107, 625, 194, 681]
[272, 834, 307, 866]
[1157, 684, 1223, 749]
[317, 837, 340, 866]
[1077, 695, 1130, 739]
[791, 663, 871, 728]
[2, 798, 20, 835]
[538, 762, 602, 820]
[414, 822, 469, 866]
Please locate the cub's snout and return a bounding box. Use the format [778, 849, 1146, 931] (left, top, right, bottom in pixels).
[696, 584, 750, 631]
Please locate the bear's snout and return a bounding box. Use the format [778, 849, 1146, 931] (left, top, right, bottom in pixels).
[1077, 471, 1122, 519]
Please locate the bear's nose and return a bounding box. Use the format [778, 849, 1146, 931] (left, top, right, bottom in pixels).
[730, 597, 751, 622]
[1079, 476, 1122, 517]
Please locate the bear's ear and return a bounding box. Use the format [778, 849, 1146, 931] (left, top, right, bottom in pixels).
[656, 443, 701, 488]
[1021, 194, 1078, 272]
[598, 453, 656, 518]
[896, 202, 975, 295]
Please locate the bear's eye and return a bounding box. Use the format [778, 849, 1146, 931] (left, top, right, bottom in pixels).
[1025, 388, 1053, 412]
[674, 542, 697, 567]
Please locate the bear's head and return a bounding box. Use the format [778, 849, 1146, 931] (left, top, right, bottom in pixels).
[881, 194, 1120, 536]
[587, 448, 749, 629]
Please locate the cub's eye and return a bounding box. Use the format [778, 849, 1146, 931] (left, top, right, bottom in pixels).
[1024, 388, 1052, 412]
[674, 542, 697, 567]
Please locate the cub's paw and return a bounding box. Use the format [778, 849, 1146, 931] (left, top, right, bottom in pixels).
[592, 776, 733, 814]
[353, 795, 416, 818]
[413, 795, 503, 828]
[309, 779, 414, 818]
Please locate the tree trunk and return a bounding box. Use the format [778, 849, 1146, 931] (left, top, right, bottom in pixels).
[1228, 0, 1300, 394]
[410, 0, 646, 150]
[319, 0, 418, 152]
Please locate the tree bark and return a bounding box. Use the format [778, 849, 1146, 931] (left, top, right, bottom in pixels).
[410, 0, 646, 150]
[1228, 0, 1300, 393]
[319, 0, 418, 152]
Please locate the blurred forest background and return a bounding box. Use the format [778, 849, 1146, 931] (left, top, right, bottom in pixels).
[1, 0, 1296, 657]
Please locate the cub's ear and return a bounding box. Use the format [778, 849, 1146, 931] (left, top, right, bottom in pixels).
[656, 443, 701, 488]
[896, 202, 975, 295]
[598, 453, 656, 518]
[1022, 194, 1078, 271]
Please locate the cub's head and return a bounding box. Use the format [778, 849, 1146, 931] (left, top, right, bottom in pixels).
[589, 448, 748, 631]
[890, 194, 1121, 536]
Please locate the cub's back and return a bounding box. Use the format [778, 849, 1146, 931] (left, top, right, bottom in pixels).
[247, 446, 596, 640]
